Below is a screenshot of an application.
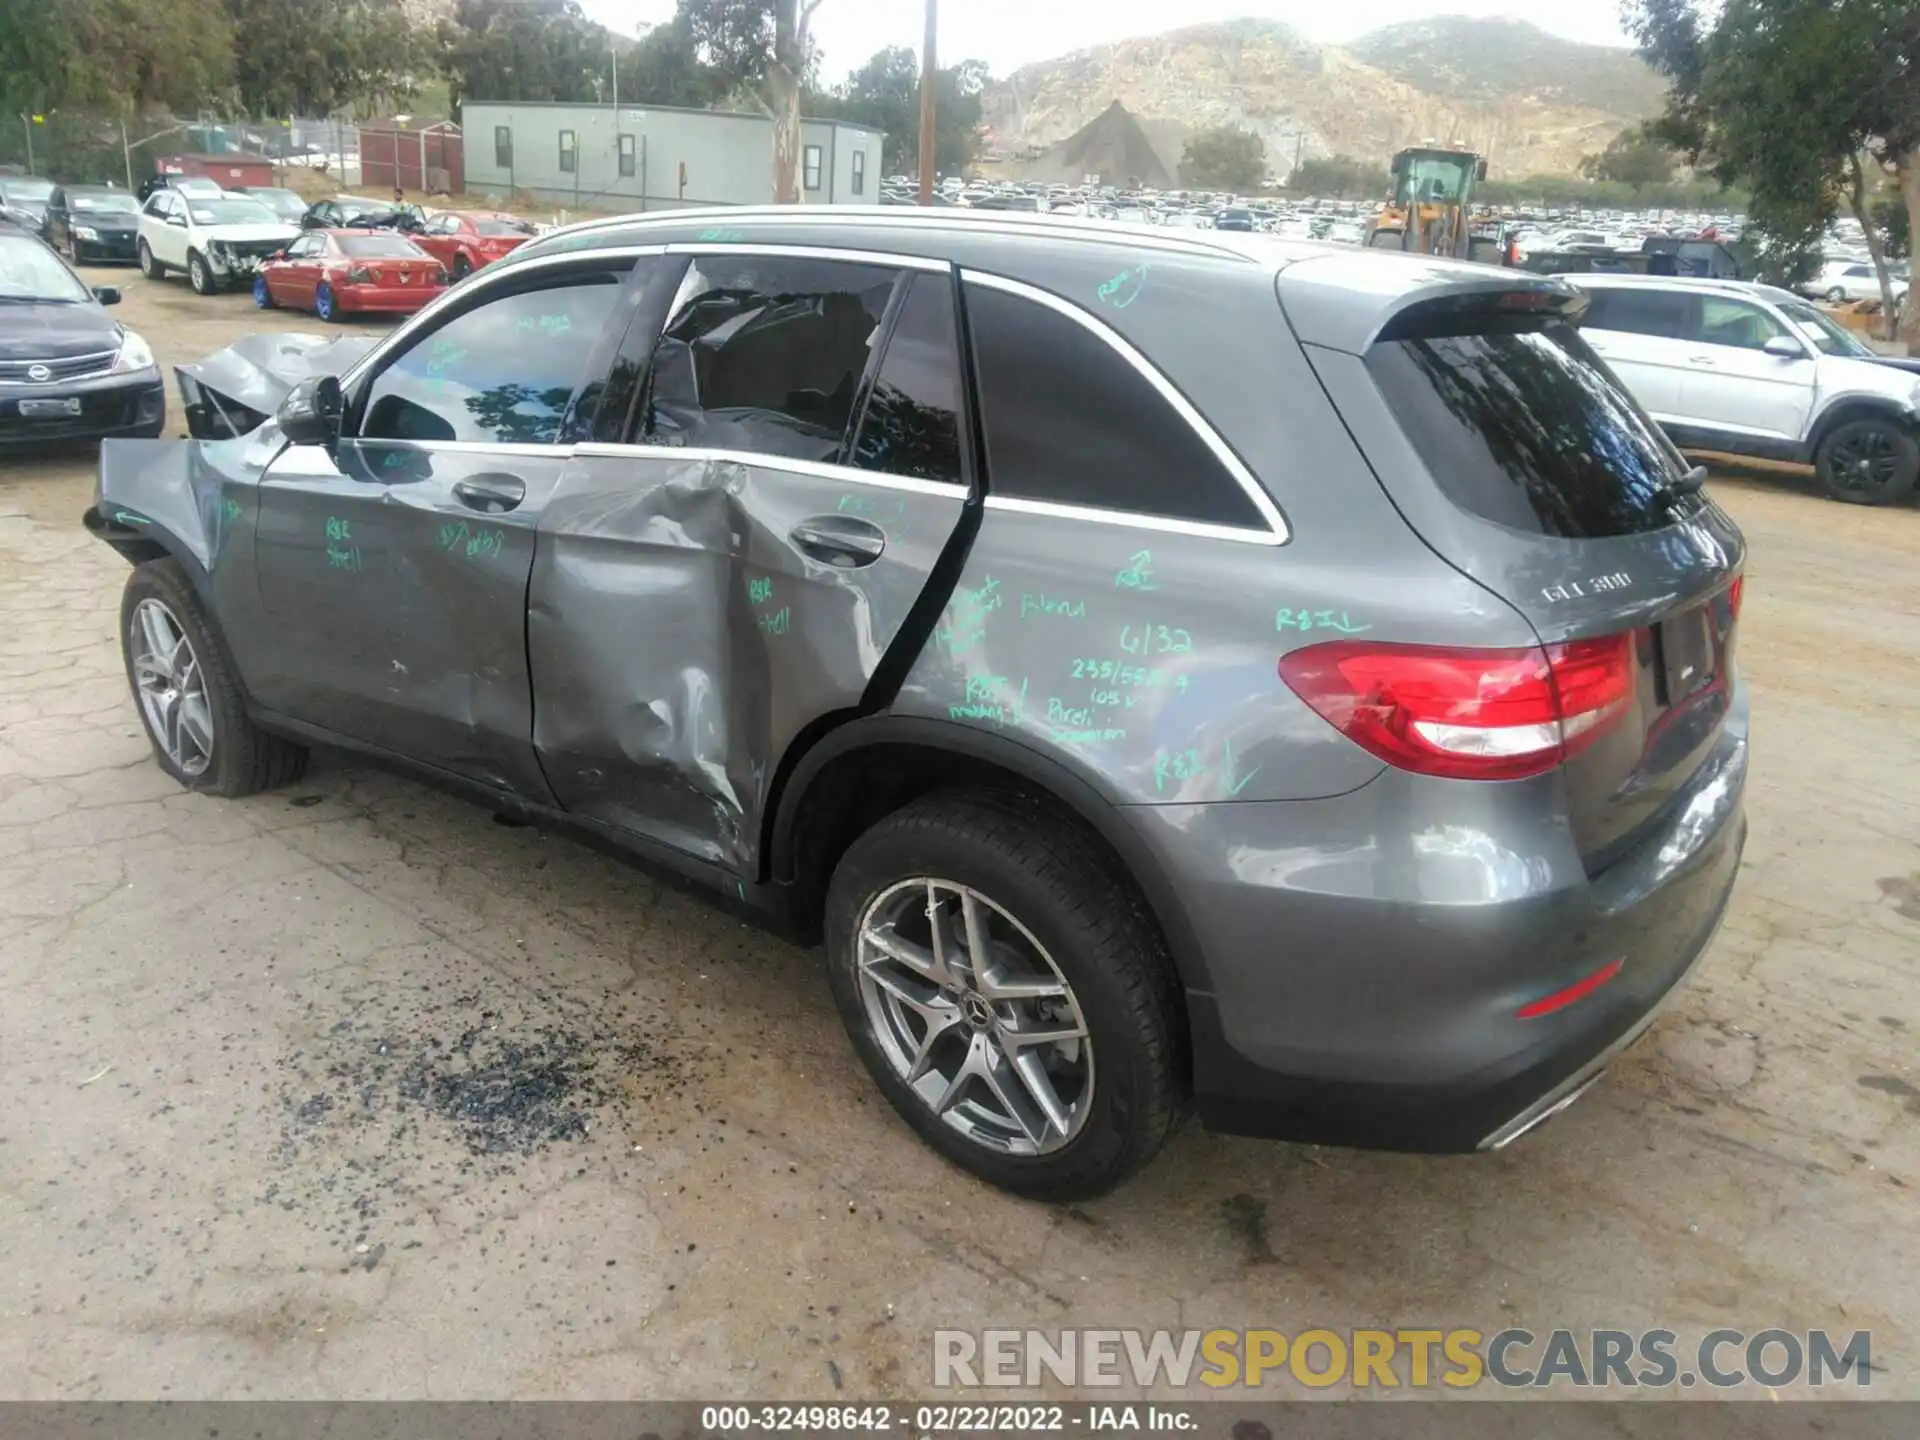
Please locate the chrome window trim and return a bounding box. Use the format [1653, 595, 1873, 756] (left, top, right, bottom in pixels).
[266, 437, 578, 479]
[354, 437, 576, 460]
[574, 443, 966, 497]
[982, 494, 1283, 546]
[665, 240, 949, 274]
[338, 244, 670, 392]
[961, 270, 1290, 544]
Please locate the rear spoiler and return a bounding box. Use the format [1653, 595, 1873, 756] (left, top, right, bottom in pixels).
[1373, 286, 1590, 343]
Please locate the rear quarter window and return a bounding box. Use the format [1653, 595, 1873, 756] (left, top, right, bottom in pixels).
[965, 280, 1266, 530]
[1365, 322, 1684, 539]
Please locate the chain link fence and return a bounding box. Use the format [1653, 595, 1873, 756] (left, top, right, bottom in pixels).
[0, 111, 363, 189]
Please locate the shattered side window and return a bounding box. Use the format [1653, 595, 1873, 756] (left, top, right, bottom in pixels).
[638, 254, 899, 465]
[359, 276, 626, 446]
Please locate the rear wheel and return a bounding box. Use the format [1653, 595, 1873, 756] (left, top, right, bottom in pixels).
[120, 559, 308, 796]
[1826, 286, 1849, 304]
[1815, 418, 1920, 505]
[137, 238, 163, 278]
[451, 252, 473, 279]
[315, 281, 341, 323]
[253, 273, 276, 309]
[824, 790, 1183, 1201]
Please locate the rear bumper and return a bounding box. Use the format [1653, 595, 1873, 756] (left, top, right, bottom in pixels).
[0, 371, 166, 447]
[335, 286, 443, 314]
[1132, 687, 1749, 1154]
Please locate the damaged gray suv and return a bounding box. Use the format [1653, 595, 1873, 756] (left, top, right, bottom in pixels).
[87, 210, 1749, 1200]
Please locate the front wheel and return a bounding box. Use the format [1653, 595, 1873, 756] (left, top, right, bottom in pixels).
[187, 250, 219, 295]
[1826, 287, 1849, 304]
[824, 790, 1184, 1201]
[315, 281, 341, 323]
[1815, 418, 1920, 505]
[120, 559, 309, 796]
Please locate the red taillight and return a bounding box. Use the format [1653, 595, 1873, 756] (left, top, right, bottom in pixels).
[1277, 636, 1636, 780]
[1727, 575, 1744, 617]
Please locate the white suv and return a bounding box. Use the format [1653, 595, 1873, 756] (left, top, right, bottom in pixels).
[1805, 257, 1910, 309]
[1573, 274, 1920, 505]
[136, 190, 300, 297]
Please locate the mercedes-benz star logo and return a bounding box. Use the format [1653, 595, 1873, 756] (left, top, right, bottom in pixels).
[26, 364, 51, 382]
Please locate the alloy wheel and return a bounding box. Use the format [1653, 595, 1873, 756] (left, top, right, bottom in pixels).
[855, 878, 1093, 1156]
[129, 598, 214, 777]
[1829, 426, 1900, 496]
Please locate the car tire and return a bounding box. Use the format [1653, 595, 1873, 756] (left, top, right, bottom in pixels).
[187, 250, 217, 296]
[137, 238, 163, 278]
[1826, 287, 1849, 304]
[253, 273, 277, 309]
[315, 281, 341, 323]
[451, 252, 473, 279]
[1815, 418, 1920, 506]
[823, 789, 1184, 1202]
[120, 558, 309, 797]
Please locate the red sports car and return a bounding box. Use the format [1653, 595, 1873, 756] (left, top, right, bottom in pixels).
[409, 210, 537, 279]
[252, 229, 446, 322]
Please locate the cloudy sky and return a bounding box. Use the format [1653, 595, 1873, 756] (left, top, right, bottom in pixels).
[580, 3, 1637, 81]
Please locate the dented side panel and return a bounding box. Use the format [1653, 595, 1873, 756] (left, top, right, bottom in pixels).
[93, 428, 290, 667]
[175, 333, 378, 439]
[247, 438, 562, 801]
[529, 446, 967, 871]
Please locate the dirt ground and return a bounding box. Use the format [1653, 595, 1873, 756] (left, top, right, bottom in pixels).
[1, 264, 1916, 1402]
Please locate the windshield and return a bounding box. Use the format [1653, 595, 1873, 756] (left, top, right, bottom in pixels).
[341, 233, 420, 257]
[1775, 297, 1874, 357]
[2, 179, 56, 203]
[1395, 153, 1474, 205]
[0, 235, 91, 302]
[188, 200, 276, 226]
[71, 192, 140, 214]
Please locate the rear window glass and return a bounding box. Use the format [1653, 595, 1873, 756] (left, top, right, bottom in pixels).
[341, 234, 419, 257]
[476, 218, 534, 237]
[1365, 323, 1684, 539]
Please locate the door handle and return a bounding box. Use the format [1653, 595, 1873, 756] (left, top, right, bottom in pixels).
[790, 514, 886, 568]
[1687, 355, 1718, 365]
[452, 473, 526, 513]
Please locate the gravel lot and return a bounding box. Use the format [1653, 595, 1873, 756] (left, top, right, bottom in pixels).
[1, 263, 1916, 1401]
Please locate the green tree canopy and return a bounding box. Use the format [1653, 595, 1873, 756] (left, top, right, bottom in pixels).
[1180, 124, 1266, 191]
[1288, 154, 1386, 198]
[231, 0, 422, 117]
[437, 0, 604, 110]
[1579, 125, 1679, 188]
[1629, 0, 1920, 340]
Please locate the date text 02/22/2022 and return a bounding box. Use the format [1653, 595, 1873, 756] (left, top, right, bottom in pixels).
[697, 1404, 1196, 1434]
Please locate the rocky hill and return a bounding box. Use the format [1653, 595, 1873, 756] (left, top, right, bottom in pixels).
[980, 17, 1665, 182]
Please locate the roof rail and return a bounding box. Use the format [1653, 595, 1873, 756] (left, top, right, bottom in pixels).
[529, 204, 1258, 265]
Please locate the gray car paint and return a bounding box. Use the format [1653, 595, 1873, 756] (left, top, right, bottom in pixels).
[89, 208, 1750, 1154]
[174, 332, 378, 438]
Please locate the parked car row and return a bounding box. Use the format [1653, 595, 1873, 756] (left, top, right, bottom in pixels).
[5, 171, 538, 319]
[0, 219, 165, 448]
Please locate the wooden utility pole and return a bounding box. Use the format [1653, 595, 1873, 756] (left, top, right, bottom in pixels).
[917, 0, 938, 205]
